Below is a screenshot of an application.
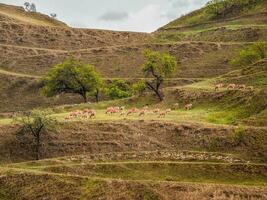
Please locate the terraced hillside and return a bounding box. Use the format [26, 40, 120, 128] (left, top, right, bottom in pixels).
[0, 1, 266, 199]
[156, 0, 267, 42]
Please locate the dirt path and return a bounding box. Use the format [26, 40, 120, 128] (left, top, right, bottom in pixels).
[0, 69, 40, 78]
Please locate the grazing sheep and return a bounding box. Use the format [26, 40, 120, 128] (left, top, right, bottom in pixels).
[215, 84, 224, 91]
[185, 104, 193, 110]
[227, 84, 236, 90]
[119, 106, 125, 111]
[106, 107, 119, 115]
[65, 116, 71, 121]
[166, 109, 172, 114]
[237, 84, 246, 90]
[247, 86, 254, 91]
[153, 108, 160, 114]
[139, 110, 146, 117]
[174, 103, 179, 109]
[89, 111, 96, 119]
[120, 111, 126, 116]
[158, 111, 166, 118]
[143, 106, 149, 110]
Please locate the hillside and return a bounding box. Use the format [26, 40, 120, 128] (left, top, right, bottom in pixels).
[155, 0, 267, 42]
[0, 3, 67, 27]
[0, 2, 266, 199]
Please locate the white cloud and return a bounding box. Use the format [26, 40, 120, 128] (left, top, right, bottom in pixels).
[0, 0, 210, 32]
[99, 11, 129, 21]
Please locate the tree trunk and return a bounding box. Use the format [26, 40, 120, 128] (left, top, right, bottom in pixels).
[145, 81, 163, 101]
[95, 89, 99, 103]
[155, 89, 163, 101]
[35, 135, 40, 160]
[81, 93, 87, 103]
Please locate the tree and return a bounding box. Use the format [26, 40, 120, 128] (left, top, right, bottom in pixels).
[50, 13, 57, 19]
[106, 79, 132, 100]
[88, 73, 104, 103]
[141, 50, 177, 101]
[24, 2, 30, 11]
[42, 58, 103, 103]
[24, 2, 36, 12]
[15, 110, 57, 160]
[231, 43, 267, 67]
[29, 3, 36, 12]
[132, 80, 147, 96]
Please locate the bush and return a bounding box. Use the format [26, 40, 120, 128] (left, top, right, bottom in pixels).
[132, 80, 147, 96]
[106, 79, 132, 100]
[231, 43, 267, 67]
[233, 125, 245, 144]
[206, 0, 265, 18]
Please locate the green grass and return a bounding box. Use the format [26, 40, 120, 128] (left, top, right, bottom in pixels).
[22, 161, 267, 186]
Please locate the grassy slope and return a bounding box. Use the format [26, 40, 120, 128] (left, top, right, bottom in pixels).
[155, 0, 267, 42]
[163, 0, 267, 29]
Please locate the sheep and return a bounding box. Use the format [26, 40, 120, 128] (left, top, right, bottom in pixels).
[173, 103, 179, 109]
[126, 108, 139, 116]
[215, 84, 224, 91]
[139, 110, 146, 117]
[106, 107, 118, 115]
[119, 106, 125, 111]
[185, 104, 193, 110]
[247, 86, 254, 91]
[237, 84, 246, 90]
[153, 108, 160, 114]
[88, 110, 96, 119]
[227, 84, 236, 90]
[158, 111, 166, 118]
[143, 106, 149, 110]
[166, 109, 172, 114]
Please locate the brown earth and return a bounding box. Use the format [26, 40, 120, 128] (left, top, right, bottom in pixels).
[0, 173, 266, 200]
[0, 121, 266, 163]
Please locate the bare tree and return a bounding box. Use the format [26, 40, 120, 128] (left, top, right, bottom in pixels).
[24, 2, 37, 12]
[50, 13, 57, 19]
[24, 2, 30, 11]
[29, 3, 36, 12]
[15, 110, 57, 160]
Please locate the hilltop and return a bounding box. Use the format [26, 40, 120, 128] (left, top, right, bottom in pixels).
[0, 3, 67, 27]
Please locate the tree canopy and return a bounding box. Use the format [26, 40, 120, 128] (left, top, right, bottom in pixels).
[15, 110, 57, 160]
[142, 50, 177, 101]
[106, 79, 132, 100]
[42, 58, 103, 103]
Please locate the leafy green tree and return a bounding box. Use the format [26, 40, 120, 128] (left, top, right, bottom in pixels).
[42, 58, 103, 103]
[15, 110, 57, 160]
[106, 79, 132, 100]
[142, 50, 177, 101]
[132, 80, 147, 96]
[88, 72, 105, 103]
[231, 43, 267, 67]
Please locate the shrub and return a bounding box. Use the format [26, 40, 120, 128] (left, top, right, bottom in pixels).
[233, 125, 245, 145]
[231, 43, 267, 67]
[132, 80, 147, 96]
[106, 79, 132, 100]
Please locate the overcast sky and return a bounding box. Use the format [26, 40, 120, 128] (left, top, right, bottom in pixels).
[1, 0, 209, 32]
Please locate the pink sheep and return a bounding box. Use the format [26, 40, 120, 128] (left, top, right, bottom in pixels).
[185, 104, 193, 110]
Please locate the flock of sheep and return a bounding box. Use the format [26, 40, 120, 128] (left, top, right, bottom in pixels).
[63, 82, 254, 121]
[65, 103, 194, 121]
[215, 83, 254, 91]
